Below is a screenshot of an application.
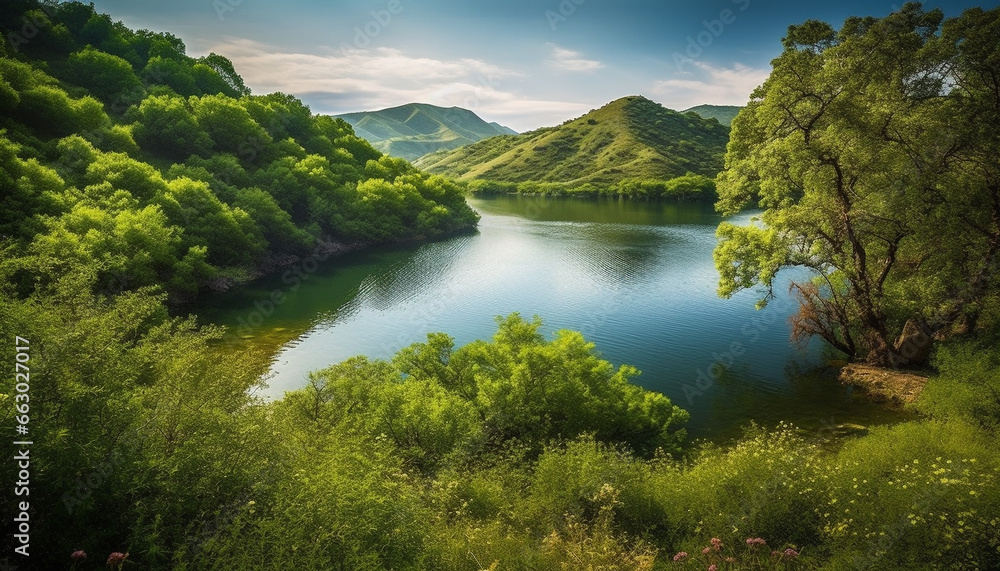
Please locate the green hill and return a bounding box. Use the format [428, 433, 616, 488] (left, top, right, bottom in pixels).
[681, 104, 743, 127]
[414, 96, 729, 190]
[334, 103, 517, 160]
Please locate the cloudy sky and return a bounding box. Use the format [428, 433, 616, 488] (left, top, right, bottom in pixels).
[89, 0, 991, 132]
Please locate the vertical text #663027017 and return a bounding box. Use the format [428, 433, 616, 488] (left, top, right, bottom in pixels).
[12, 336, 33, 558]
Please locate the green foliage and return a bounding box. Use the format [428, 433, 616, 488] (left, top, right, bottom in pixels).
[818, 420, 1000, 570]
[0, 269, 274, 568]
[0, 0, 478, 302]
[661, 424, 826, 548]
[0, 133, 65, 241]
[154, 177, 265, 267]
[287, 314, 688, 473]
[66, 45, 142, 104]
[915, 338, 1000, 431]
[232, 186, 314, 253]
[128, 94, 211, 159]
[395, 314, 689, 457]
[190, 93, 272, 159]
[714, 5, 1000, 365]
[528, 436, 670, 539]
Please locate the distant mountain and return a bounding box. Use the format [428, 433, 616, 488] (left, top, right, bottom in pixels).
[414, 96, 729, 186]
[334, 103, 517, 161]
[681, 104, 743, 127]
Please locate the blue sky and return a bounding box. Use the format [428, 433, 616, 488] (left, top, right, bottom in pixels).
[89, 0, 995, 131]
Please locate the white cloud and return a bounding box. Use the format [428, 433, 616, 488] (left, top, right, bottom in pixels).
[650, 61, 769, 111]
[545, 43, 604, 72]
[203, 37, 592, 131]
[209, 37, 515, 106]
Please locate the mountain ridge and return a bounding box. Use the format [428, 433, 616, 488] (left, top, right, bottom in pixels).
[680, 104, 743, 127]
[414, 95, 729, 187]
[334, 103, 517, 160]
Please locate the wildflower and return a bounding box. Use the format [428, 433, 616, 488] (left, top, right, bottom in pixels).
[71, 551, 87, 561]
[746, 537, 767, 547]
[673, 552, 688, 562]
[724, 557, 736, 563]
[710, 537, 723, 549]
[702, 547, 712, 555]
[107, 552, 128, 568]
[709, 565, 718, 571]
[783, 548, 800, 559]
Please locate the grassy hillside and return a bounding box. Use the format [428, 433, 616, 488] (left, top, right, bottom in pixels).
[335, 103, 517, 160]
[681, 104, 743, 127]
[414, 95, 729, 188]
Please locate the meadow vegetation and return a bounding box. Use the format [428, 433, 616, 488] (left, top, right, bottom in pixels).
[1, 2, 998, 569]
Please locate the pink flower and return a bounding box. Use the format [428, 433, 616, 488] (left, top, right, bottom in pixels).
[783, 548, 800, 559]
[107, 552, 128, 567]
[70, 550, 87, 561]
[702, 547, 712, 555]
[746, 537, 767, 546]
[673, 551, 688, 562]
[708, 565, 718, 571]
[710, 537, 723, 549]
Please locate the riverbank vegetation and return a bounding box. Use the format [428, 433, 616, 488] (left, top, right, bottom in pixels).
[2, 272, 998, 569]
[465, 172, 718, 201]
[1, 1, 999, 569]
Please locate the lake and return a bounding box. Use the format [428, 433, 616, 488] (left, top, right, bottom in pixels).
[198, 195, 913, 442]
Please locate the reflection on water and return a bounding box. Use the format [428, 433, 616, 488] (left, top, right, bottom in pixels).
[198, 195, 915, 442]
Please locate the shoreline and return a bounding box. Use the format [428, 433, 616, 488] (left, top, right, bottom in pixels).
[838, 363, 930, 406]
[172, 223, 479, 309]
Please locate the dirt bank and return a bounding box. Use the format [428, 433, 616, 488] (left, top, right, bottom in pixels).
[838, 364, 929, 406]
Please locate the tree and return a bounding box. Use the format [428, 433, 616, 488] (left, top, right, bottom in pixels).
[66, 46, 143, 104]
[141, 56, 198, 96]
[714, 4, 1000, 366]
[0, 133, 65, 241]
[129, 94, 211, 159]
[199, 52, 250, 97]
[190, 94, 271, 161]
[154, 177, 265, 267]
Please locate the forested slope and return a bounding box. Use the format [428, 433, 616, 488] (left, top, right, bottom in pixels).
[0, 0, 478, 303]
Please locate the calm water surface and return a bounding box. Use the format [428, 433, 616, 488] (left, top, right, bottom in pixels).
[199, 196, 913, 442]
